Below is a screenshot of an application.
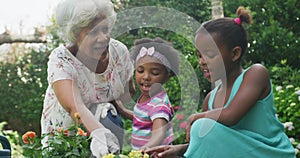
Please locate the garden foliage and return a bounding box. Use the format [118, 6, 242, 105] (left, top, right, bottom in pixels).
[0, 0, 299, 156]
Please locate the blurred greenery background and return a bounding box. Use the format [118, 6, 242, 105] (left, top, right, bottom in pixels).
[0, 0, 299, 157]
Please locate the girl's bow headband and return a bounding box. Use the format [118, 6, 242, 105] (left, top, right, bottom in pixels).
[136, 46, 172, 71]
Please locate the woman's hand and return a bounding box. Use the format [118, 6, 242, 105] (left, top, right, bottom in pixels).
[90, 128, 120, 158]
[144, 144, 188, 158]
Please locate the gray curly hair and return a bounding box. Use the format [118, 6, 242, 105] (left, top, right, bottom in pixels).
[56, 0, 116, 43]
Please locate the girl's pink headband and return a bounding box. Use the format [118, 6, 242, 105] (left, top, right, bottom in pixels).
[136, 46, 172, 70]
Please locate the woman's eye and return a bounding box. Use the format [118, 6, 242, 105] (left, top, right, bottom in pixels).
[88, 29, 98, 36]
[102, 27, 109, 34]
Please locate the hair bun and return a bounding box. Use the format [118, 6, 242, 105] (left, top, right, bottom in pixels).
[236, 6, 252, 25]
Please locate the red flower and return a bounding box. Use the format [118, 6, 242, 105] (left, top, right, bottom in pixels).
[57, 127, 68, 136]
[63, 130, 69, 137]
[180, 122, 187, 129]
[176, 114, 184, 120]
[173, 105, 180, 111]
[22, 131, 36, 144]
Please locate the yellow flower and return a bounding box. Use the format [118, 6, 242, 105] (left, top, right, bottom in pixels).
[143, 153, 149, 158]
[103, 153, 115, 158]
[74, 112, 80, 119]
[128, 150, 146, 158]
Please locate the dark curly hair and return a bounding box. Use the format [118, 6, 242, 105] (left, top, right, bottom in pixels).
[130, 37, 180, 77]
[197, 6, 252, 59]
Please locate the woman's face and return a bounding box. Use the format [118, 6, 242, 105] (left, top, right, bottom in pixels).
[77, 19, 110, 60]
[195, 32, 227, 82]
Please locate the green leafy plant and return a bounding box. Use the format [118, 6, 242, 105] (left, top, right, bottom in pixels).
[273, 84, 300, 156]
[21, 113, 91, 158]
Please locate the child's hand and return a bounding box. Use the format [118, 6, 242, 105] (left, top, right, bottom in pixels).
[145, 145, 178, 158]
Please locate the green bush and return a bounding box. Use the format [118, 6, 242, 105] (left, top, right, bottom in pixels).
[274, 84, 300, 156]
[0, 122, 23, 157]
[271, 63, 300, 156]
[0, 48, 48, 135]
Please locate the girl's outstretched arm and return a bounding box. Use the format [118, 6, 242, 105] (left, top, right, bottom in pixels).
[186, 64, 271, 138]
[113, 77, 135, 120]
[144, 144, 189, 158]
[140, 118, 168, 150]
[112, 99, 133, 120]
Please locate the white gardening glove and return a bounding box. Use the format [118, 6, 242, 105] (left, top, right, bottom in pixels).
[94, 103, 118, 120]
[90, 128, 120, 158]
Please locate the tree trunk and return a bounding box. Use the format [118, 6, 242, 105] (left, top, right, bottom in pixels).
[211, 0, 224, 19]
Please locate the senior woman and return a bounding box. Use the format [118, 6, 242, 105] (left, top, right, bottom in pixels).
[40, 0, 134, 157]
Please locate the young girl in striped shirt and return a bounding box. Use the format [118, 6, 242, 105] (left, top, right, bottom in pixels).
[129, 37, 180, 150]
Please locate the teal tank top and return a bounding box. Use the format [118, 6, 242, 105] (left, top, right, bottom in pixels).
[208, 68, 287, 143]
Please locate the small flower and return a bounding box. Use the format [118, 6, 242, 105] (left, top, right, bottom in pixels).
[74, 112, 80, 119]
[283, 122, 294, 131]
[295, 89, 300, 95]
[56, 127, 69, 136]
[143, 153, 150, 158]
[286, 85, 294, 89]
[57, 127, 63, 132]
[176, 114, 184, 120]
[173, 105, 180, 111]
[289, 138, 295, 144]
[128, 151, 149, 158]
[275, 86, 282, 91]
[295, 149, 299, 155]
[290, 102, 296, 107]
[180, 122, 187, 129]
[297, 143, 300, 149]
[77, 128, 87, 136]
[63, 130, 69, 137]
[103, 153, 115, 158]
[22, 131, 36, 144]
[298, 96, 300, 102]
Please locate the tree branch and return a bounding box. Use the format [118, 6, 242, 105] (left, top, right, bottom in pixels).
[0, 27, 47, 45]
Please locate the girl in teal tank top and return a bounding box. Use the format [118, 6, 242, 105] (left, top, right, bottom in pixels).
[145, 6, 295, 158]
[184, 69, 295, 157]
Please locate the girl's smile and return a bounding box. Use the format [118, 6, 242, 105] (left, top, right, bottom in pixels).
[135, 56, 170, 100]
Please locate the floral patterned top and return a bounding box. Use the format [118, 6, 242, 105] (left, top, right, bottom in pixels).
[41, 39, 134, 135]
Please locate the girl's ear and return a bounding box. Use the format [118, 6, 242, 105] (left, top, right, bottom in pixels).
[231, 46, 242, 62]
